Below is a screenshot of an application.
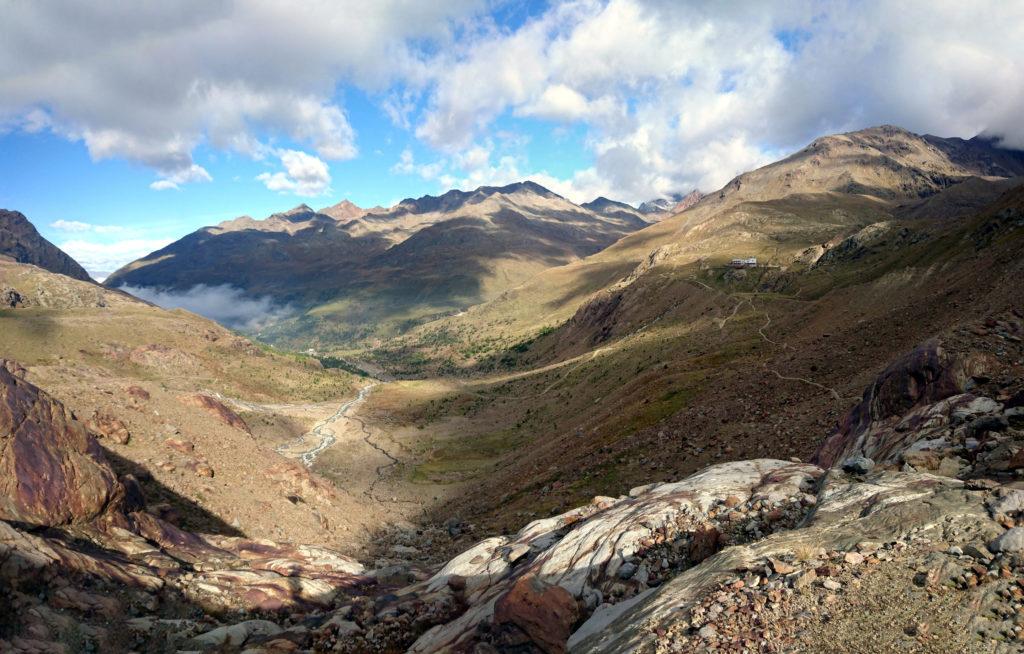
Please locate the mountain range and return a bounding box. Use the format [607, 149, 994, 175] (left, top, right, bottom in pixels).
[2, 123, 1024, 652]
[105, 181, 651, 347]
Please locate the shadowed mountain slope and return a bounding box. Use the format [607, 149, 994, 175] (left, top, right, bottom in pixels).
[0, 209, 92, 282]
[357, 127, 1024, 543]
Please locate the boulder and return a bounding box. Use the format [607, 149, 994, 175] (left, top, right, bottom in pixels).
[188, 620, 282, 649]
[493, 574, 580, 654]
[989, 528, 1024, 554]
[0, 361, 123, 526]
[180, 394, 250, 433]
[164, 437, 194, 454]
[86, 409, 131, 445]
[841, 456, 874, 474]
[125, 386, 150, 401]
[813, 341, 986, 467]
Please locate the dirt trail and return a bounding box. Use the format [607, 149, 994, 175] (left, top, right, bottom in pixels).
[687, 279, 848, 403]
[455, 345, 614, 402]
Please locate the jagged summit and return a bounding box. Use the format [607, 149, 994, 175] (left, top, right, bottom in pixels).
[637, 189, 703, 216]
[394, 180, 561, 216]
[319, 199, 368, 221]
[282, 203, 314, 215]
[104, 177, 645, 345]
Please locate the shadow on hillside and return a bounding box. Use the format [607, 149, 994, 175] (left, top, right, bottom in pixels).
[102, 448, 245, 537]
[0, 309, 61, 341]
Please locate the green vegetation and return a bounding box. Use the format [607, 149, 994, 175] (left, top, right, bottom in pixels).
[319, 356, 370, 377]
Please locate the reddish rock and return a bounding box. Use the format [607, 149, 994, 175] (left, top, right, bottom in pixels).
[770, 558, 796, 575]
[0, 360, 123, 526]
[185, 457, 215, 477]
[86, 409, 131, 445]
[194, 463, 215, 478]
[812, 341, 989, 467]
[147, 503, 183, 526]
[164, 437, 195, 454]
[688, 524, 723, 563]
[180, 394, 250, 433]
[493, 574, 580, 654]
[126, 386, 150, 401]
[1007, 449, 1024, 470]
[265, 462, 341, 505]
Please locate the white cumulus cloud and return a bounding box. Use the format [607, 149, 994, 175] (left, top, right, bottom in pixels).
[3, 1, 1024, 204]
[412, 0, 1024, 202]
[0, 1, 481, 188]
[257, 149, 332, 197]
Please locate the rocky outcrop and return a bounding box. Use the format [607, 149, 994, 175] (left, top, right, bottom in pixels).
[180, 393, 250, 433]
[569, 470, 1011, 653]
[316, 460, 821, 653]
[813, 340, 990, 467]
[1, 287, 26, 307]
[0, 360, 123, 526]
[86, 409, 131, 445]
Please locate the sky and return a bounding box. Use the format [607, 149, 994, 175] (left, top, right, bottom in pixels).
[1, 0, 1023, 280]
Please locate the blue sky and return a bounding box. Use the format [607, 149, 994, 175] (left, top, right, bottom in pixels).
[1, 1, 1021, 279]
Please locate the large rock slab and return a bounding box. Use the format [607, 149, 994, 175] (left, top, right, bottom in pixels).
[813, 341, 988, 467]
[0, 360, 123, 526]
[568, 471, 997, 653]
[403, 459, 822, 653]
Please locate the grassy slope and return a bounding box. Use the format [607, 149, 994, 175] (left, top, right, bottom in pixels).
[363, 179, 1024, 534]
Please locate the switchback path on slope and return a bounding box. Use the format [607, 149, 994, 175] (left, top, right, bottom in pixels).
[687, 278, 850, 403]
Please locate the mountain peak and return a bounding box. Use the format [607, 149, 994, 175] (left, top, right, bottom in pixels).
[582, 197, 632, 211]
[282, 203, 314, 216]
[319, 199, 366, 221]
[395, 180, 561, 216]
[637, 190, 702, 215]
[718, 124, 1024, 204]
[488, 180, 556, 197]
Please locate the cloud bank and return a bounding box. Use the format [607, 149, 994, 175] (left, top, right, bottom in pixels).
[0, 1, 479, 189]
[2, 1, 1023, 203]
[118, 284, 295, 332]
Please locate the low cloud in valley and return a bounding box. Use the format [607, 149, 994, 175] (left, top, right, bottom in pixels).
[118, 284, 295, 332]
